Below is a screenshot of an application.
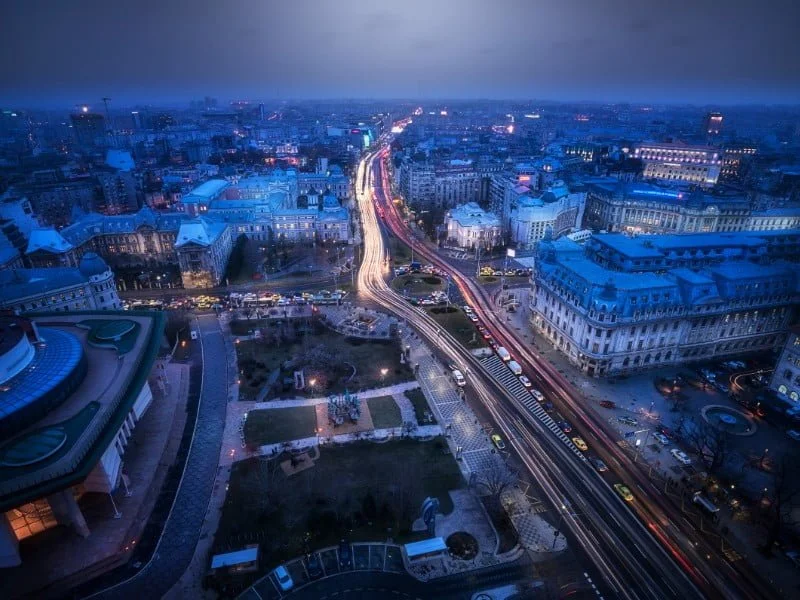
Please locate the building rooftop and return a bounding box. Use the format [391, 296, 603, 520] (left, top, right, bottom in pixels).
[26, 229, 73, 255]
[0, 267, 92, 304]
[448, 202, 500, 227]
[175, 217, 229, 248]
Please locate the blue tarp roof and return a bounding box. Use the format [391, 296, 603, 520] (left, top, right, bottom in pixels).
[404, 537, 446, 558]
[210, 546, 259, 569]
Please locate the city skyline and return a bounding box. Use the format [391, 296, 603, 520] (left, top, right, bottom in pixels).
[2, 0, 800, 107]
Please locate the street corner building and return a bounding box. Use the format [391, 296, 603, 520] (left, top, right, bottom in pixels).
[0, 309, 164, 568]
[530, 229, 800, 377]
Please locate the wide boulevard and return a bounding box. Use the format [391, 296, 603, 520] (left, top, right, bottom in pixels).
[353, 134, 780, 600]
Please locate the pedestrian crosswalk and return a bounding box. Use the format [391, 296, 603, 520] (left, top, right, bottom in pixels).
[480, 356, 587, 463]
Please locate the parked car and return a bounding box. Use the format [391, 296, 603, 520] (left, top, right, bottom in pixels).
[653, 432, 671, 445]
[468, 313, 479, 322]
[614, 484, 634, 502]
[671, 449, 692, 465]
[599, 400, 617, 409]
[618, 416, 638, 426]
[491, 434, 506, 450]
[273, 565, 294, 591]
[530, 388, 545, 402]
[338, 540, 353, 569]
[519, 375, 532, 388]
[190, 330, 198, 340]
[572, 437, 588, 451]
[590, 457, 608, 472]
[557, 421, 573, 433]
[306, 553, 323, 579]
[451, 369, 466, 387]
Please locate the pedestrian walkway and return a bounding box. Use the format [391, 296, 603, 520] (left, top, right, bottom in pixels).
[393, 390, 419, 425]
[241, 380, 421, 410]
[88, 314, 232, 599]
[399, 328, 565, 556]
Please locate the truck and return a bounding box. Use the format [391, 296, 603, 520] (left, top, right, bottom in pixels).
[496, 347, 511, 362]
[507, 360, 523, 376]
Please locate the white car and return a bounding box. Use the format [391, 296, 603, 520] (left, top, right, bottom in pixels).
[452, 369, 466, 387]
[274, 565, 294, 591]
[519, 375, 532, 388]
[670, 449, 692, 465]
[653, 432, 670, 445]
[190, 330, 198, 340]
[530, 388, 545, 402]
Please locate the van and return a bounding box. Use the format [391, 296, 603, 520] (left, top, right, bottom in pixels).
[451, 369, 466, 387]
[507, 360, 523, 376]
[496, 347, 511, 362]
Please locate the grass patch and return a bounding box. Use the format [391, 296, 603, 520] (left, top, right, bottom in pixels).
[404, 388, 436, 425]
[235, 319, 413, 400]
[367, 396, 402, 428]
[478, 276, 499, 284]
[214, 438, 464, 578]
[390, 274, 444, 296]
[243, 406, 318, 445]
[425, 307, 486, 348]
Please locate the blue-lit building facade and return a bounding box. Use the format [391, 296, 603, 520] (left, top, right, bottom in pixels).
[582, 180, 799, 235]
[530, 230, 800, 377]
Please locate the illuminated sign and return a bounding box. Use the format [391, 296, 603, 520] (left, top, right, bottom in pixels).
[518, 175, 531, 183]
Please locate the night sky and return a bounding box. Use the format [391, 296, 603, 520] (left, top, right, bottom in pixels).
[2, 0, 799, 107]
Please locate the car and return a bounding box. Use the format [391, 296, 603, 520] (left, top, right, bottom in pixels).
[617, 416, 638, 426]
[786, 550, 800, 569]
[657, 425, 675, 438]
[190, 330, 198, 340]
[572, 437, 588, 451]
[519, 375, 532, 387]
[463, 305, 473, 313]
[653, 432, 670, 445]
[787, 430, 800, 442]
[670, 449, 692, 465]
[530, 388, 545, 402]
[590, 457, 608, 472]
[481, 329, 492, 340]
[714, 381, 730, 394]
[558, 421, 573, 433]
[452, 369, 466, 387]
[599, 400, 617, 409]
[469, 314, 479, 322]
[338, 540, 353, 569]
[273, 565, 294, 591]
[306, 553, 323, 579]
[488, 339, 499, 350]
[543, 402, 554, 412]
[614, 484, 634, 502]
[491, 434, 506, 450]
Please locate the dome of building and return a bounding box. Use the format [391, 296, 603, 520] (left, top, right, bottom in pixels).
[78, 252, 110, 278]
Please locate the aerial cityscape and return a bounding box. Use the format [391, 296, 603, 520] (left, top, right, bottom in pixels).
[1, 1, 800, 599]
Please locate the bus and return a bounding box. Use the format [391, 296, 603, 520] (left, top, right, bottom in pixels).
[692, 492, 720, 519]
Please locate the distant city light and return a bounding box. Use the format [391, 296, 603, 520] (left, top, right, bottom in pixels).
[440, 110, 448, 116]
[81, 106, 89, 113]
[524, 113, 541, 119]
[506, 124, 514, 134]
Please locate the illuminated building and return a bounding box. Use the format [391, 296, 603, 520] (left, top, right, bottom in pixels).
[508, 182, 585, 248]
[634, 142, 721, 187]
[0, 311, 164, 567]
[530, 230, 799, 377]
[445, 202, 502, 249]
[69, 110, 106, 149]
[770, 326, 800, 404]
[702, 111, 724, 137]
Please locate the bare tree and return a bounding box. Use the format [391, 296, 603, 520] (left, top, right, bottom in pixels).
[476, 461, 517, 510]
[685, 417, 731, 474]
[761, 452, 800, 554]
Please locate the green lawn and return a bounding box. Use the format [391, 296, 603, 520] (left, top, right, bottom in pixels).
[477, 276, 499, 285]
[390, 274, 444, 297]
[404, 388, 436, 425]
[214, 438, 464, 577]
[425, 307, 486, 348]
[243, 406, 318, 445]
[367, 396, 403, 428]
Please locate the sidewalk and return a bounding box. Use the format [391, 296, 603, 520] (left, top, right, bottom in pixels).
[399, 326, 566, 558]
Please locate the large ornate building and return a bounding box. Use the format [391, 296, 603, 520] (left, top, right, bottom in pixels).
[530, 230, 800, 377]
[0, 253, 121, 314]
[583, 179, 799, 234]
